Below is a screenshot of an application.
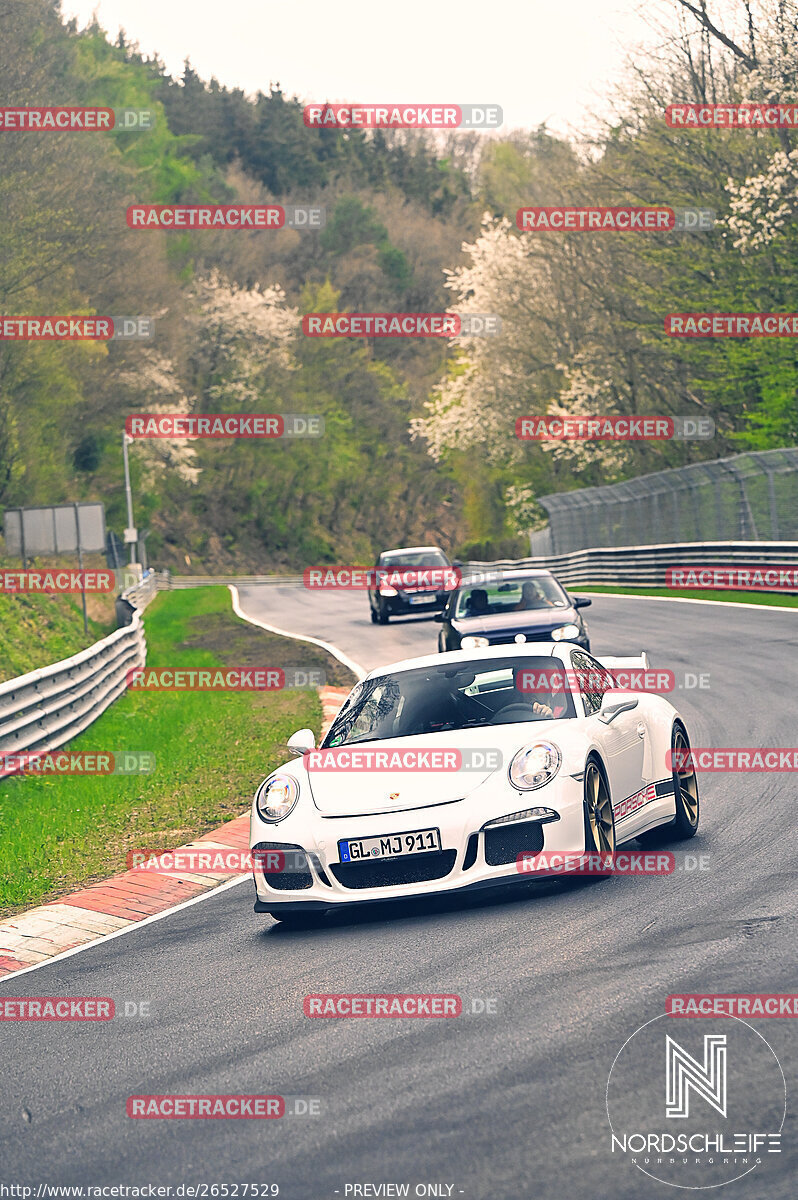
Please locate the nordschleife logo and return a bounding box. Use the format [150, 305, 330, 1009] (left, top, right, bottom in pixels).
[606, 1014, 785, 1189]
[666, 1034, 727, 1119]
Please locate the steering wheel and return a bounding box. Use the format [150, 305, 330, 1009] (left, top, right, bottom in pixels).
[490, 703, 541, 723]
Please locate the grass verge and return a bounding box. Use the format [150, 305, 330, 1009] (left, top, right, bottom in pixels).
[0, 586, 354, 916]
[0, 590, 113, 684]
[576, 584, 798, 608]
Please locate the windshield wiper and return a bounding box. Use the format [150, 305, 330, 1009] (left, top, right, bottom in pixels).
[334, 734, 385, 746]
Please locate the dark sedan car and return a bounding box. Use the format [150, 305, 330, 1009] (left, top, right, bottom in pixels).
[368, 545, 459, 624]
[435, 569, 591, 651]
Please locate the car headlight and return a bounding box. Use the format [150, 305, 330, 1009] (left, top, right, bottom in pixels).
[551, 623, 580, 641]
[255, 774, 299, 822]
[508, 742, 561, 791]
[461, 635, 489, 649]
[379, 585, 398, 596]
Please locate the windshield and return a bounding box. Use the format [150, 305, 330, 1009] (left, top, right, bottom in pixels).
[323, 657, 578, 746]
[454, 575, 568, 619]
[380, 550, 448, 568]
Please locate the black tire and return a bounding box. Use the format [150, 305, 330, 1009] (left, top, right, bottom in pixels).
[377, 600, 389, 624]
[638, 722, 699, 845]
[268, 910, 326, 928]
[370, 605, 378, 623]
[580, 756, 615, 880]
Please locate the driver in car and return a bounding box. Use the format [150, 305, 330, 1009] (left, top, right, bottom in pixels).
[465, 587, 489, 617]
[513, 580, 557, 611]
[512, 665, 568, 718]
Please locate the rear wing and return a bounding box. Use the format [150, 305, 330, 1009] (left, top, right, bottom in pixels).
[597, 652, 650, 672]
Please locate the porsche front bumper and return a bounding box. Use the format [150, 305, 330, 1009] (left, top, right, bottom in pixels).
[251, 778, 586, 911]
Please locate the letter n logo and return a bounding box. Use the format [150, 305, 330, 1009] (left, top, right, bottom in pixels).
[665, 1035, 727, 1118]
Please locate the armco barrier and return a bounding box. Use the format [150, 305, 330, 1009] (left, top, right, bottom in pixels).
[7, 543, 785, 777]
[465, 540, 798, 590]
[0, 588, 148, 781]
[120, 570, 159, 610]
[161, 573, 304, 588]
[159, 542, 798, 594]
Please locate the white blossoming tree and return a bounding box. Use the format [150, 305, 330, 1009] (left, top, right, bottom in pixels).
[189, 269, 298, 406]
[117, 351, 202, 487]
[119, 271, 299, 491]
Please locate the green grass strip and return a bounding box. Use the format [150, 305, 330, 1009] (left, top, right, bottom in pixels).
[575, 584, 798, 608]
[0, 590, 111, 683]
[0, 587, 326, 916]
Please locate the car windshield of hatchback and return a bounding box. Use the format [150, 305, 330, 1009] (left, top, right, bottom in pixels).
[381, 551, 449, 568]
[322, 657, 577, 746]
[454, 576, 569, 619]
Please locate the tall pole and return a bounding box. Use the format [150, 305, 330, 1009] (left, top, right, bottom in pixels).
[73, 501, 89, 637]
[122, 432, 136, 566]
[19, 509, 27, 571]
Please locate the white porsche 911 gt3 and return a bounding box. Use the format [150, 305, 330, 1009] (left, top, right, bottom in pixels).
[250, 643, 699, 925]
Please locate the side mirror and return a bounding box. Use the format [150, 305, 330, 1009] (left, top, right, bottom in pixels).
[433, 611, 445, 622]
[598, 694, 638, 724]
[452, 560, 463, 569]
[286, 728, 315, 756]
[573, 596, 592, 609]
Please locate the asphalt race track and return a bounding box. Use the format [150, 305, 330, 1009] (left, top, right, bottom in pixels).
[2, 589, 797, 1198]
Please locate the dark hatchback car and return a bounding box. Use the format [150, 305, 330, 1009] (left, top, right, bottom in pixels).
[435, 569, 591, 651]
[368, 545, 459, 624]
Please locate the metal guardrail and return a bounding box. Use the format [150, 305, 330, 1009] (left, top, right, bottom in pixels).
[0, 615, 146, 779]
[161, 543, 798, 593]
[120, 570, 160, 609]
[4, 542, 789, 780]
[160, 573, 304, 588]
[466, 541, 798, 590]
[0, 577, 151, 780]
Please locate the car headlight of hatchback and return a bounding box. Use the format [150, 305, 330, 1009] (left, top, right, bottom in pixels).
[379, 585, 398, 596]
[255, 774, 299, 822]
[461, 635, 489, 649]
[551, 623, 580, 641]
[508, 742, 562, 791]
